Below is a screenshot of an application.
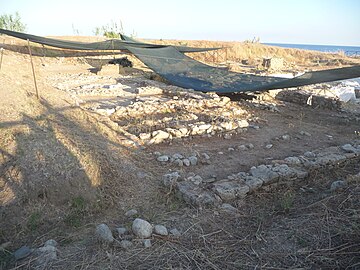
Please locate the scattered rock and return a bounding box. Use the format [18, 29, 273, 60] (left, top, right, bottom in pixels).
[284, 156, 302, 165]
[341, 144, 358, 153]
[265, 144, 273, 149]
[120, 240, 133, 249]
[203, 177, 217, 183]
[183, 158, 190, 166]
[236, 145, 247, 151]
[247, 143, 254, 149]
[250, 125, 260, 130]
[157, 155, 169, 162]
[150, 130, 170, 144]
[201, 153, 210, 160]
[139, 133, 151, 140]
[116, 227, 127, 236]
[304, 151, 316, 158]
[143, 239, 152, 248]
[125, 209, 138, 217]
[188, 175, 203, 185]
[220, 203, 237, 212]
[132, 218, 153, 238]
[44, 239, 58, 247]
[34, 245, 57, 266]
[172, 153, 184, 159]
[228, 147, 235, 151]
[96, 224, 114, 243]
[0, 242, 11, 251]
[198, 124, 211, 130]
[237, 120, 249, 128]
[154, 225, 168, 236]
[282, 134, 291, 141]
[173, 159, 184, 167]
[14, 246, 32, 260]
[96, 107, 116, 116]
[169, 228, 181, 237]
[300, 131, 312, 136]
[224, 133, 232, 139]
[188, 156, 198, 166]
[330, 180, 347, 192]
[163, 171, 181, 187]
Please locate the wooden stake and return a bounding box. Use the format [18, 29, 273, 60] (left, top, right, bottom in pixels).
[111, 39, 115, 59]
[27, 39, 40, 99]
[0, 48, 4, 72]
[41, 44, 46, 58]
[0, 39, 4, 72]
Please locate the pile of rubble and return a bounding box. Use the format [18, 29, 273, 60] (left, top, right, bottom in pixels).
[112, 95, 252, 144]
[95, 216, 181, 249]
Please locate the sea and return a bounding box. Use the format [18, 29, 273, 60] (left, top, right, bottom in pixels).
[264, 43, 360, 57]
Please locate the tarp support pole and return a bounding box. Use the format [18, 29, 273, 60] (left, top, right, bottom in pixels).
[41, 44, 46, 58]
[27, 39, 40, 100]
[111, 39, 115, 59]
[0, 48, 4, 72]
[0, 39, 4, 72]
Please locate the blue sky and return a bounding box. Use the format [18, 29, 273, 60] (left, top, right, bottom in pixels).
[1, 0, 359, 45]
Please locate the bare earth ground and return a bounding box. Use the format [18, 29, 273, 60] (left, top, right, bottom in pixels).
[0, 37, 360, 269]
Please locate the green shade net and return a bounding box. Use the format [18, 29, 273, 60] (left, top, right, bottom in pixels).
[127, 46, 360, 93]
[2, 28, 360, 93]
[0, 28, 220, 53]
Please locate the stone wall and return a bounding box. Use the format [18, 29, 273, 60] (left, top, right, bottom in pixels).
[276, 90, 342, 110]
[164, 142, 360, 207]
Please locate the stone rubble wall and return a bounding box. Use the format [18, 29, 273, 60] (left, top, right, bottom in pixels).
[276, 90, 341, 110]
[164, 142, 360, 207]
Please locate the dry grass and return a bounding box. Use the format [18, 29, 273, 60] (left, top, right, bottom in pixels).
[147, 39, 360, 69]
[4, 158, 357, 270]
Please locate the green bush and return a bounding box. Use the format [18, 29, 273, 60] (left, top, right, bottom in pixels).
[0, 12, 26, 32]
[94, 20, 123, 39]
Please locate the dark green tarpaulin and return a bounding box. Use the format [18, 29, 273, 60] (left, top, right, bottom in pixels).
[127, 46, 360, 93]
[0, 28, 220, 53]
[2, 28, 360, 93]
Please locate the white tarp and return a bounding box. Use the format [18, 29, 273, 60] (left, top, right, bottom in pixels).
[331, 80, 360, 102]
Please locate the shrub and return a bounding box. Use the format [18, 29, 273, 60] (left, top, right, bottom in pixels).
[94, 20, 123, 39]
[0, 12, 26, 32]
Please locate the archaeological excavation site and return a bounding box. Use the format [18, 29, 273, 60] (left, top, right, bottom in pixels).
[0, 30, 360, 269]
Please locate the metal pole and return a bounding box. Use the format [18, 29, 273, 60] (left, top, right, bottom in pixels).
[27, 39, 40, 99]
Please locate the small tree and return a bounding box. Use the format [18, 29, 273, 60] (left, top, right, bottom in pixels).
[94, 20, 123, 39]
[0, 12, 26, 32]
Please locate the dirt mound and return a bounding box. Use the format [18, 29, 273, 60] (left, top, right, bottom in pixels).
[0, 51, 161, 250]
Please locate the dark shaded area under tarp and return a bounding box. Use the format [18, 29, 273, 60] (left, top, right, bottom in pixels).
[2, 28, 360, 93]
[127, 46, 360, 93]
[0, 28, 220, 53]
